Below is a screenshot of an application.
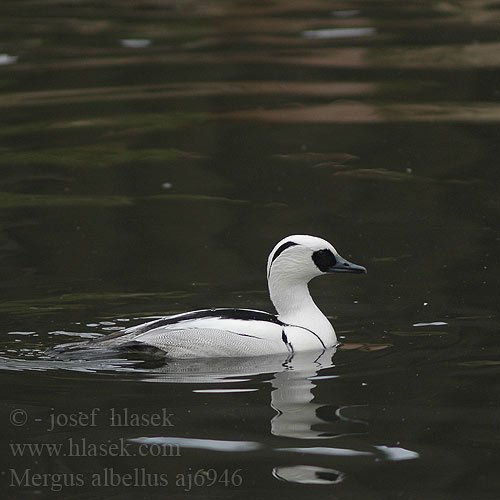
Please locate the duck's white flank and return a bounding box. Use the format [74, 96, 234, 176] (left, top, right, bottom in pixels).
[53, 235, 366, 359]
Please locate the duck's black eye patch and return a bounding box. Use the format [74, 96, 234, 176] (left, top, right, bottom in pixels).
[271, 241, 298, 266]
[312, 249, 336, 272]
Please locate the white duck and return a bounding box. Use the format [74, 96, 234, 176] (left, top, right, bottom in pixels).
[52, 235, 366, 359]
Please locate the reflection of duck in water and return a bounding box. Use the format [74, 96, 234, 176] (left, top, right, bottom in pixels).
[135, 348, 369, 440]
[271, 349, 341, 439]
[49, 235, 366, 359]
[147, 349, 368, 440]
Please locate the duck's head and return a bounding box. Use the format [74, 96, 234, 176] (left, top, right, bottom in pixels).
[267, 234, 367, 283]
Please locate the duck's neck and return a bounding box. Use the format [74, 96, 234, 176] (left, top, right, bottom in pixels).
[268, 275, 335, 342]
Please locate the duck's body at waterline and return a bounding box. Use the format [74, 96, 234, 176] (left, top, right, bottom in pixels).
[49, 235, 366, 359]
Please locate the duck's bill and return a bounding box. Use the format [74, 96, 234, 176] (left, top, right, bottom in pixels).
[328, 256, 367, 274]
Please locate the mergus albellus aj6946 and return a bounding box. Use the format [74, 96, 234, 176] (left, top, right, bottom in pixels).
[52, 235, 366, 359]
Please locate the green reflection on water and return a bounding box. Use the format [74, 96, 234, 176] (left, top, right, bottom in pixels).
[0, 192, 132, 208]
[0, 291, 194, 315]
[0, 147, 189, 168]
[0, 112, 209, 138]
[0, 192, 250, 208]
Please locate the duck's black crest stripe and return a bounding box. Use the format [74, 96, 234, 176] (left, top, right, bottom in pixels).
[93, 308, 283, 342]
[271, 241, 298, 267]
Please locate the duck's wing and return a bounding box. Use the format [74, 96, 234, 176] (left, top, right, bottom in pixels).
[92, 309, 289, 358]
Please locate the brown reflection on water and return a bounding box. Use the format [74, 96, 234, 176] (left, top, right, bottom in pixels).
[0, 82, 375, 108]
[369, 42, 500, 69]
[220, 102, 500, 123]
[3, 0, 500, 128]
[7, 40, 500, 75]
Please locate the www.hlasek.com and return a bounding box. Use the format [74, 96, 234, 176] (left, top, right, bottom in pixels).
[9, 468, 243, 492]
[10, 437, 180, 458]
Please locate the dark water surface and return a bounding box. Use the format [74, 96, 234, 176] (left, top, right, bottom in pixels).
[1, 1, 500, 498]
